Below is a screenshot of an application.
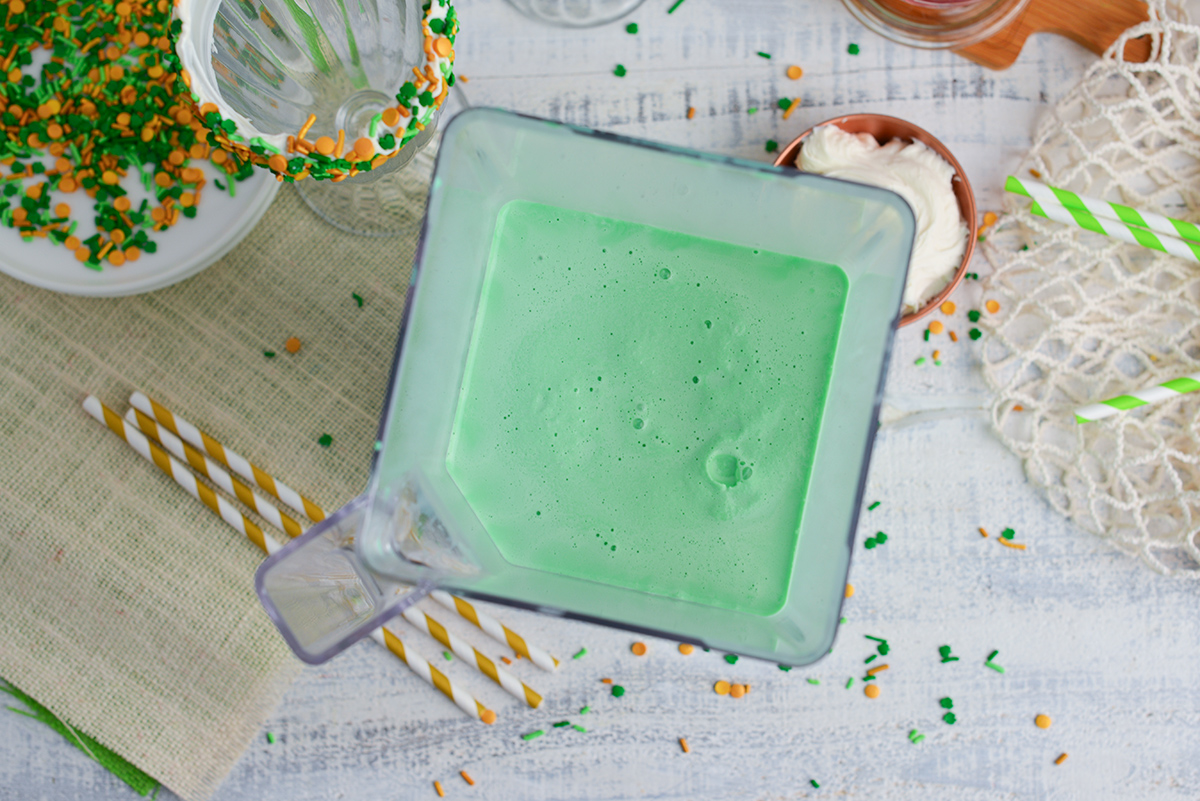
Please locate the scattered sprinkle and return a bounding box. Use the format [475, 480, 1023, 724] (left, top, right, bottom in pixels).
[1035, 714, 1052, 729]
[915, 357, 926, 366]
[929, 320, 945, 335]
[757, 51, 772, 59]
[263, 351, 276, 359]
[778, 664, 792, 671]
[1001, 527, 1015, 539]
[724, 654, 739, 664]
[943, 712, 957, 724]
[982, 211, 998, 228]
[845, 677, 855, 688]
[866, 664, 889, 677]
[626, 22, 638, 33]
[614, 64, 627, 77]
[266, 732, 276, 744]
[939, 645, 960, 663]
[868, 501, 881, 510]
[865, 654, 877, 664]
[443, 651, 452, 661]
[631, 642, 647, 656]
[435, 780, 445, 797]
[687, 107, 696, 120]
[986, 299, 1001, 314]
[941, 301, 956, 314]
[979, 527, 989, 538]
[787, 65, 803, 79]
[573, 725, 587, 732]
[1029, 168, 1042, 178]
[985, 650, 1006, 673]
[845, 583, 855, 598]
[521, 730, 544, 741]
[810, 779, 821, 788]
[1013, 404, 1024, 411]
[500, 656, 512, 665]
[864, 635, 886, 643]
[940, 697, 954, 709]
[318, 434, 333, 448]
[969, 328, 982, 341]
[285, 337, 302, 354]
[778, 98, 792, 110]
[747, 107, 758, 115]
[968, 310, 982, 323]
[998, 539, 1026, 550]
[932, 350, 942, 360]
[679, 737, 690, 753]
[667, 0, 688, 12]
[783, 97, 801, 120]
[552, 721, 571, 728]
[864, 684, 880, 699]
[601, 678, 613, 684]
[714, 680, 731, 695]
[1055, 753, 1069, 765]
[580, 706, 590, 714]
[911, 734, 925, 744]
[352, 292, 364, 307]
[460, 771, 475, 786]
[847, 43, 860, 54]
[950, 331, 958, 342]
[573, 647, 587, 659]
[807, 678, 820, 685]
[679, 643, 695, 655]
[730, 683, 746, 698]
[611, 685, 626, 697]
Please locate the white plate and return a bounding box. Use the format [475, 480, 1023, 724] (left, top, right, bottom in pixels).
[0, 160, 279, 297]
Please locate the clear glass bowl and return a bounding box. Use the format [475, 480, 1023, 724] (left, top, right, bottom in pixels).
[504, 0, 645, 27]
[841, 0, 1031, 49]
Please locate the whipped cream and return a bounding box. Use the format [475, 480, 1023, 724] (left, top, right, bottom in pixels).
[799, 125, 968, 312]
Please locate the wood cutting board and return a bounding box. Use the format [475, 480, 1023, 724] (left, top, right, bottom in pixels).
[956, 0, 1152, 69]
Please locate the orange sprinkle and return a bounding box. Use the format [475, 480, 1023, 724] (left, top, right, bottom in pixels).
[845, 583, 854, 598]
[460, 771, 474, 786]
[678, 643, 694, 655]
[687, 106, 695, 120]
[74, 246, 90, 262]
[729, 683, 746, 698]
[211, 149, 228, 165]
[999, 539, 1026, 550]
[113, 196, 131, 212]
[1055, 753, 1068, 765]
[480, 709, 496, 724]
[940, 300, 956, 314]
[433, 37, 453, 57]
[125, 247, 141, 262]
[631, 642, 647, 656]
[679, 737, 690, 753]
[64, 236, 80, 251]
[932, 350, 941, 360]
[199, 102, 218, 116]
[783, 98, 801, 120]
[268, 154, 288, 174]
[108, 250, 126, 267]
[46, 123, 62, 139]
[167, 149, 185, 165]
[713, 680, 730, 696]
[354, 137, 375, 159]
[381, 107, 401, 127]
[786, 65, 803, 79]
[179, 192, 195, 208]
[979, 527, 989, 538]
[458, 75, 469, 83]
[334, 128, 345, 158]
[1035, 714, 1052, 729]
[1013, 404, 1024, 411]
[154, 171, 171, 188]
[54, 203, 70, 217]
[434, 780, 445, 797]
[284, 337, 302, 354]
[134, 31, 150, 47]
[865, 664, 889, 677]
[111, 229, 125, 245]
[500, 656, 512, 665]
[600, 678, 613, 684]
[985, 299, 1000, 314]
[982, 211, 998, 228]
[58, 177, 77, 193]
[928, 320, 944, 335]
[1029, 168, 1042, 178]
[864, 684, 880, 699]
[949, 331, 958, 342]
[297, 113, 317, 140]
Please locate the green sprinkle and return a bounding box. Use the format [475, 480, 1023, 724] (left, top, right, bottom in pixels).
[915, 357, 926, 365]
[777, 98, 791, 110]
[266, 732, 276, 744]
[807, 678, 820, 685]
[839, 617, 846, 624]
[352, 292, 364, 307]
[864, 538, 876, 549]
[553, 721, 571, 728]
[318, 434, 333, 447]
[986, 662, 1005, 673]
[369, 114, 382, 137]
[572, 725, 587, 732]
[847, 43, 860, 54]
[863, 674, 875, 681]
[875, 532, 888, 544]
[940, 697, 954, 709]
[611, 685, 625, 697]
[667, 0, 687, 13]
[573, 647, 587, 659]
[864, 636, 886, 643]
[626, 22, 638, 33]
[778, 664, 791, 671]
[977, 234, 987, 242]
[943, 712, 957, 725]
[747, 107, 758, 115]
[865, 654, 877, 664]
[724, 654, 739, 664]
[373, 441, 382, 452]
[924, 328, 930, 341]
[935, 360, 943, 366]
[868, 501, 881, 510]
[987, 650, 999, 661]
[522, 730, 545, 741]
[263, 351, 276, 358]
[845, 678, 854, 688]
[877, 643, 889, 655]
[912, 734, 925, 743]
[1001, 528, 1015, 540]
[579, 706, 590, 714]
[443, 651, 452, 661]
[968, 310, 982, 322]
[969, 328, 982, 340]
[810, 779, 820, 788]
[614, 64, 627, 77]
[765, 139, 778, 153]
[757, 51, 771, 59]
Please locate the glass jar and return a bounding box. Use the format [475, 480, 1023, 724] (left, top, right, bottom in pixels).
[841, 0, 1031, 49]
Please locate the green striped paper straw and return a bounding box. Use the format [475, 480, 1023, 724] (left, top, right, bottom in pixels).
[1075, 372, 1200, 423]
[1005, 176, 1200, 263]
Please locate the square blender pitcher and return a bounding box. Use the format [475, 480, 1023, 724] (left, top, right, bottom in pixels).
[256, 108, 915, 665]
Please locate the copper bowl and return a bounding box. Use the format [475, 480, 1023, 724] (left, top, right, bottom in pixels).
[773, 114, 977, 328]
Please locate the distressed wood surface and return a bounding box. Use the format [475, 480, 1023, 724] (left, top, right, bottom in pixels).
[5, 1, 1200, 799]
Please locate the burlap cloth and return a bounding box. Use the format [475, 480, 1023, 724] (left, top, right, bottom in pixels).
[0, 177, 424, 799]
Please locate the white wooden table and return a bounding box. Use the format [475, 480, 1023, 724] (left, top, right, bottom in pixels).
[6, 1, 1200, 799]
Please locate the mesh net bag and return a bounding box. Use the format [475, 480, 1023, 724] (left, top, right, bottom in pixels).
[979, 0, 1200, 575]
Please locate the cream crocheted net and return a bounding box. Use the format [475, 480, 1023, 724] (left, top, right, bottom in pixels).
[979, 1, 1200, 575]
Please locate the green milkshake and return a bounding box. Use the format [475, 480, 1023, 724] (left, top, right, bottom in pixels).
[445, 200, 849, 616]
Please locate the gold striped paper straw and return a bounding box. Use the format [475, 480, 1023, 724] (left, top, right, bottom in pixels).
[429, 590, 559, 671]
[129, 391, 325, 522]
[124, 408, 305, 538]
[88, 397, 495, 724]
[82, 396, 274, 555]
[401, 606, 543, 708]
[370, 628, 497, 724]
